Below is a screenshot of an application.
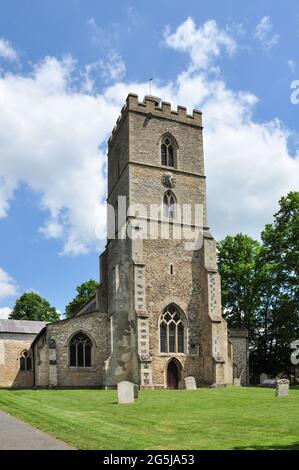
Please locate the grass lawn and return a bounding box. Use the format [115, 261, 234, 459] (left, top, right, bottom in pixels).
[0, 387, 299, 450]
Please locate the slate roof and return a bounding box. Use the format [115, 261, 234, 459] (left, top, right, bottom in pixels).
[0, 319, 47, 334]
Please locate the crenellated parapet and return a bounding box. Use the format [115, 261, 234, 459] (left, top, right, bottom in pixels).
[108, 93, 202, 146]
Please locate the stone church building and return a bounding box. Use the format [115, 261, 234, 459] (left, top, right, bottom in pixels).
[0, 320, 46, 388]
[0, 94, 248, 389]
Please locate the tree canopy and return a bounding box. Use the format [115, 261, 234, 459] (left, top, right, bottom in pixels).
[217, 233, 260, 336]
[9, 292, 60, 322]
[218, 192, 299, 379]
[251, 192, 299, 375]
[65, 279, 99, 318]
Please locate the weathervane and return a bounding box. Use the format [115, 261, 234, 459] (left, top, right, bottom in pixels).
[148, 77, 154, 96]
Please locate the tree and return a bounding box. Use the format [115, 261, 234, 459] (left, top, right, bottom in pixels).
[65, 279, 99, 318]
[251, 192, 299, 376]
[218, 192, 299, 378]
[10, 292, 60, 322]
[217, 233, 261, 336]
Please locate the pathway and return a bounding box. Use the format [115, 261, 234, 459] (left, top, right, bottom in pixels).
[0, 411, 74, 450]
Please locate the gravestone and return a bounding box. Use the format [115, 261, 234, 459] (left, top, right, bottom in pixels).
[276, 379, 289, 397]
[260, 373, 268, 384]
[117, 381, 135, 404]
[184, 376, 197, 390]
[234, 378, 241, 386]
[134, 384, 139, 399]
[261, 378, 276, 388]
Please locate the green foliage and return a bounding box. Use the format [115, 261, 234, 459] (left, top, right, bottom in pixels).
[218, 192, 299, 377]
[217, 233, 261, 334]
[65, 279, 99, 318]
[9, 292, 60, 322]
[251, 192, 299, 375]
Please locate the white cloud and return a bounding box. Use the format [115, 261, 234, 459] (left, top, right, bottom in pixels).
[85, 18, 126, 85]
[126, 5, 142, 32]
[0, 307, 12, 319]
[0, 37, 18, 62]
[39, 220, 64, 239]
[164, 17, 236, 72]
[0, 20, 298, 256]
[80, 61, 99, 94]
[100, 49, 126, 82]
[254, 16, 280, 52]
[0, 268, 18, 300]
[288, 59, 296, 73]
[226, 22, 246, 38]
[162, 19, 299, 240]
[0, 55, 116, 254]
[87, 17, 120, 49]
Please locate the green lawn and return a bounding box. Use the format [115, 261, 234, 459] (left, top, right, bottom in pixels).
[0, 387, 299, 450]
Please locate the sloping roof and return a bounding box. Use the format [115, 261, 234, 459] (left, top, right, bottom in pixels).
[0, 319, 47, 334]
[72, 295, 97, 317]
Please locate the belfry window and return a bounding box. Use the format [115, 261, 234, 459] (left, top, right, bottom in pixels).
[20, 350, 32, 371]
[159, 305, 185, 354]
[163, 191, 176, 219]
[70, 333, 92, 368]
[161, 136, 175, 167]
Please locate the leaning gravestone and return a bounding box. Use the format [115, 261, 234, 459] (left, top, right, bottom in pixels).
[117, 381, 135, 404]
[260, 373, 268, 384]
[276, 379, 289, 397]
[184, 376, 197, 390]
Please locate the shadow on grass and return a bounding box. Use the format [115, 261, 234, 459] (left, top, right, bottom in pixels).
[234, 442, 299, 450]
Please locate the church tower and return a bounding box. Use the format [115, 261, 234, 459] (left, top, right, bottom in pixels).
[102, 93, 233, 388]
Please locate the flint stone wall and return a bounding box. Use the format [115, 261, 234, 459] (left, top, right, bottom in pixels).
[34, 312, 108, 388]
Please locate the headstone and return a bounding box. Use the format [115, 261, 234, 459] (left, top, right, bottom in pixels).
[260, 373, 268, 384]
[276, 379, 289, 397]
[234, 378, 241, 386]
[261, 378, 276, 388]
[117, 381, 135, 404]
[134, 384, 139, 399]
[184, 376, 197, 390]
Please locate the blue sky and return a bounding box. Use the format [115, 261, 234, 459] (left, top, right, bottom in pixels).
[0, 0, 298, 317]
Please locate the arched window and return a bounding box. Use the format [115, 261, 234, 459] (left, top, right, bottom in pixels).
[163, 191, 176, 219]
[161, 136, 175, 167]
[70, 333, 92, 368]
[160, 305, 185, 354]
[20, 350, 32, 371]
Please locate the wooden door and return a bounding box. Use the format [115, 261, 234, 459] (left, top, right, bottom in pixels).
[167, 360, 179, 389]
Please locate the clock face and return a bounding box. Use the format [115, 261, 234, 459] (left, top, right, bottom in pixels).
[162, 173, 176, 188]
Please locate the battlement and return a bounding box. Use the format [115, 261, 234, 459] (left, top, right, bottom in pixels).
[108, 93, 202, 146]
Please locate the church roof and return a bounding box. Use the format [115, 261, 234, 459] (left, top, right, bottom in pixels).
[0, 319, 47, 334]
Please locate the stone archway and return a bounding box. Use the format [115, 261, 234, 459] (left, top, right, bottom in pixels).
[167, 359, 180, 389]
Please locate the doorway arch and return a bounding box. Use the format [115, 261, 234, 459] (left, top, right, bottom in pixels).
[166, 358, 181, 389]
